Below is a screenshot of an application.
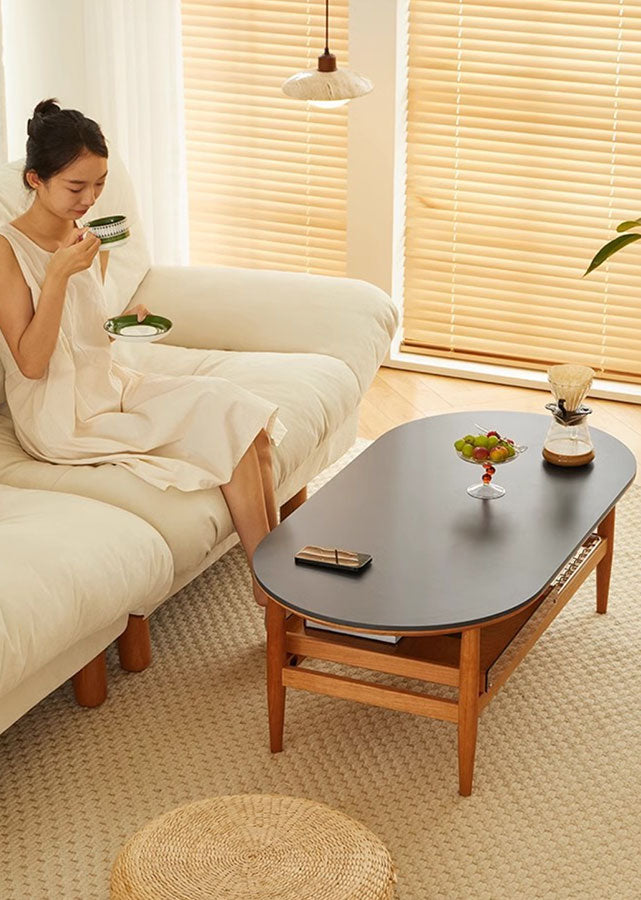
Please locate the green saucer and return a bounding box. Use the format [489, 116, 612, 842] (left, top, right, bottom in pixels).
[104, 314, 173, 343]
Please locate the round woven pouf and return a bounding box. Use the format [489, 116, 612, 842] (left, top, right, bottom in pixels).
[110, 794, 396, 899]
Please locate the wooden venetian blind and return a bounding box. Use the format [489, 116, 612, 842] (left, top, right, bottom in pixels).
[181, 0, 348, 276]
[403, 0, 641, 382]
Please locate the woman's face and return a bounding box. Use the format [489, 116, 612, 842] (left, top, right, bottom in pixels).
[26, 151, 108, 220]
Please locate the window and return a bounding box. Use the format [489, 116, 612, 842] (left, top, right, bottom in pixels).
[181, 0, 349, 276]
[403, 0, 641, 383]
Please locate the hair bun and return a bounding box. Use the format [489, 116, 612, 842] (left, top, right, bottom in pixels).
[27, 98, 61, 138]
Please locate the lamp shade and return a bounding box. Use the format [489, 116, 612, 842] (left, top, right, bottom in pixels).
[282, 67, 373, 103]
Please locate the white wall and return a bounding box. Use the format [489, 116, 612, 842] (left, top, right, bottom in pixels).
[347, 0, 406, 301]
[2, 0, 87, 160]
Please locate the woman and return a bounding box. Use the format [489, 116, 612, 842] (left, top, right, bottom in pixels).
[0, 99, 284, 605]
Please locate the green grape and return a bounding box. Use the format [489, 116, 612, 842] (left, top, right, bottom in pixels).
[473, 434, 489, 448]
[464, 434, 476, 444]
[454, 439, 466, 451]
[487, 435, 499, 448]
[461, 443, 474, 458]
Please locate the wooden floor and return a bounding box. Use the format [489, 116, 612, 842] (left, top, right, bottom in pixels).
[357, 366, 641, 484]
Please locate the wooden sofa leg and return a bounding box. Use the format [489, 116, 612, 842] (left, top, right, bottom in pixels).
[118, 615, 152, 672]
[280, 486, 307, 521]
[72, 651, 107, 707]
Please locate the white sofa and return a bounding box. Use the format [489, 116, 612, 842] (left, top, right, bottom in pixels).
[0, 485, 173, 733]
[0, 155, 398, 731]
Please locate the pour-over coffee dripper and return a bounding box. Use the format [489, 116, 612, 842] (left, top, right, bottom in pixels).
[542, 364, 595, 467]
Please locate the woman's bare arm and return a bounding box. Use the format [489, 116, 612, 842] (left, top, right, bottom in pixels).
[0, 231, 100, 380]
[0, 237, 62, 380]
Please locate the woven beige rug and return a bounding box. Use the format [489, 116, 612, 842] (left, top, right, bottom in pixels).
[1, 439, 640, 899]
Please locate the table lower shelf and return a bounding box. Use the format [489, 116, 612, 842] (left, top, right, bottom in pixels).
[283, 531, 606, 708]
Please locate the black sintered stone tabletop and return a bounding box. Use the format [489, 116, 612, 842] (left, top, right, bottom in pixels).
[253, 412, 636, 633]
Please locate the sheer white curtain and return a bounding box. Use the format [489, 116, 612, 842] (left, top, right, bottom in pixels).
[0, 7, 7, 164]
[83, 0, 188, 265]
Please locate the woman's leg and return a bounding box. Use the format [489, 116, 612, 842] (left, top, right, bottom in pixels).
[220, 437, 271, 606]
[254, 428, 278, 531]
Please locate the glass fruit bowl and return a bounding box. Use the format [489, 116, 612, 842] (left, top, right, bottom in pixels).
[454, 428, 527, 499]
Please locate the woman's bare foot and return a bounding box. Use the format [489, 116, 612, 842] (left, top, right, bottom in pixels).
[253, 575, 268, 607]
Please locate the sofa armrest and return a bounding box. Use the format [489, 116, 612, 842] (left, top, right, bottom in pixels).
[132, 265, 399, 392]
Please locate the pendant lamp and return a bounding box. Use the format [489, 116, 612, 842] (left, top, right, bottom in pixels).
[282, 0, 373, 109]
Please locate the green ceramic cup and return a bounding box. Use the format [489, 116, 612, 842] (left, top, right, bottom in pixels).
[85, 214, 130, 248]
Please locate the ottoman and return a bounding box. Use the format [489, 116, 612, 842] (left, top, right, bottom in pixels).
[110, 794, 396, 899]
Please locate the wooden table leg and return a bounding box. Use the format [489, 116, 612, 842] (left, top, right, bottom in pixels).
[596, 507, 615, 615]
[266, 598, 287, 753]
[458, 627, 481, 796]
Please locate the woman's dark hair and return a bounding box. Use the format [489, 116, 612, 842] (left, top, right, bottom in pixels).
[23, 98, 108, 190]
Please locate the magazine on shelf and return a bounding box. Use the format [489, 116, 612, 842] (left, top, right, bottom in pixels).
[304, 620, 401, 644]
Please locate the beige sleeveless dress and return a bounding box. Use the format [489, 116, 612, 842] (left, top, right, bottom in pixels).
[0, 223, 286, 491]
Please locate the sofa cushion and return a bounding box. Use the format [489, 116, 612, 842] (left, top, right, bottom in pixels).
[0, 485, 173, 700]
[0, 345, 361, 584]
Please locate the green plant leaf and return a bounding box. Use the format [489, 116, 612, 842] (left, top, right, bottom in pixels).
[616, 218, 641, 232]
[584, 232, 641, 276]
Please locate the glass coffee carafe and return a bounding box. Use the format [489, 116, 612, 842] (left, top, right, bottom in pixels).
[542, 364, 595, 467]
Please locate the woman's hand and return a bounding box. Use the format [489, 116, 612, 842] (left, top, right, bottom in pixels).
[106, 304, 150, 342]
[124, 303, 150, 322]
[48, 228, 101, 280]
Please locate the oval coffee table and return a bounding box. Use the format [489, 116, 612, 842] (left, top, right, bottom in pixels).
[254, 412, 636, 795]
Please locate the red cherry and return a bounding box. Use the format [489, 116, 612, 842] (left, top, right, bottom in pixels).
[487, 430, 500, 438]
[507, 438, 514, 445]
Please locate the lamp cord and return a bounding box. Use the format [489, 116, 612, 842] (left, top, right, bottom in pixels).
[325, 0, 329, 53]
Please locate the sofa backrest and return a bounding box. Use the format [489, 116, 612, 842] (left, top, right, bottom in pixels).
[0, 151, 151, 404]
